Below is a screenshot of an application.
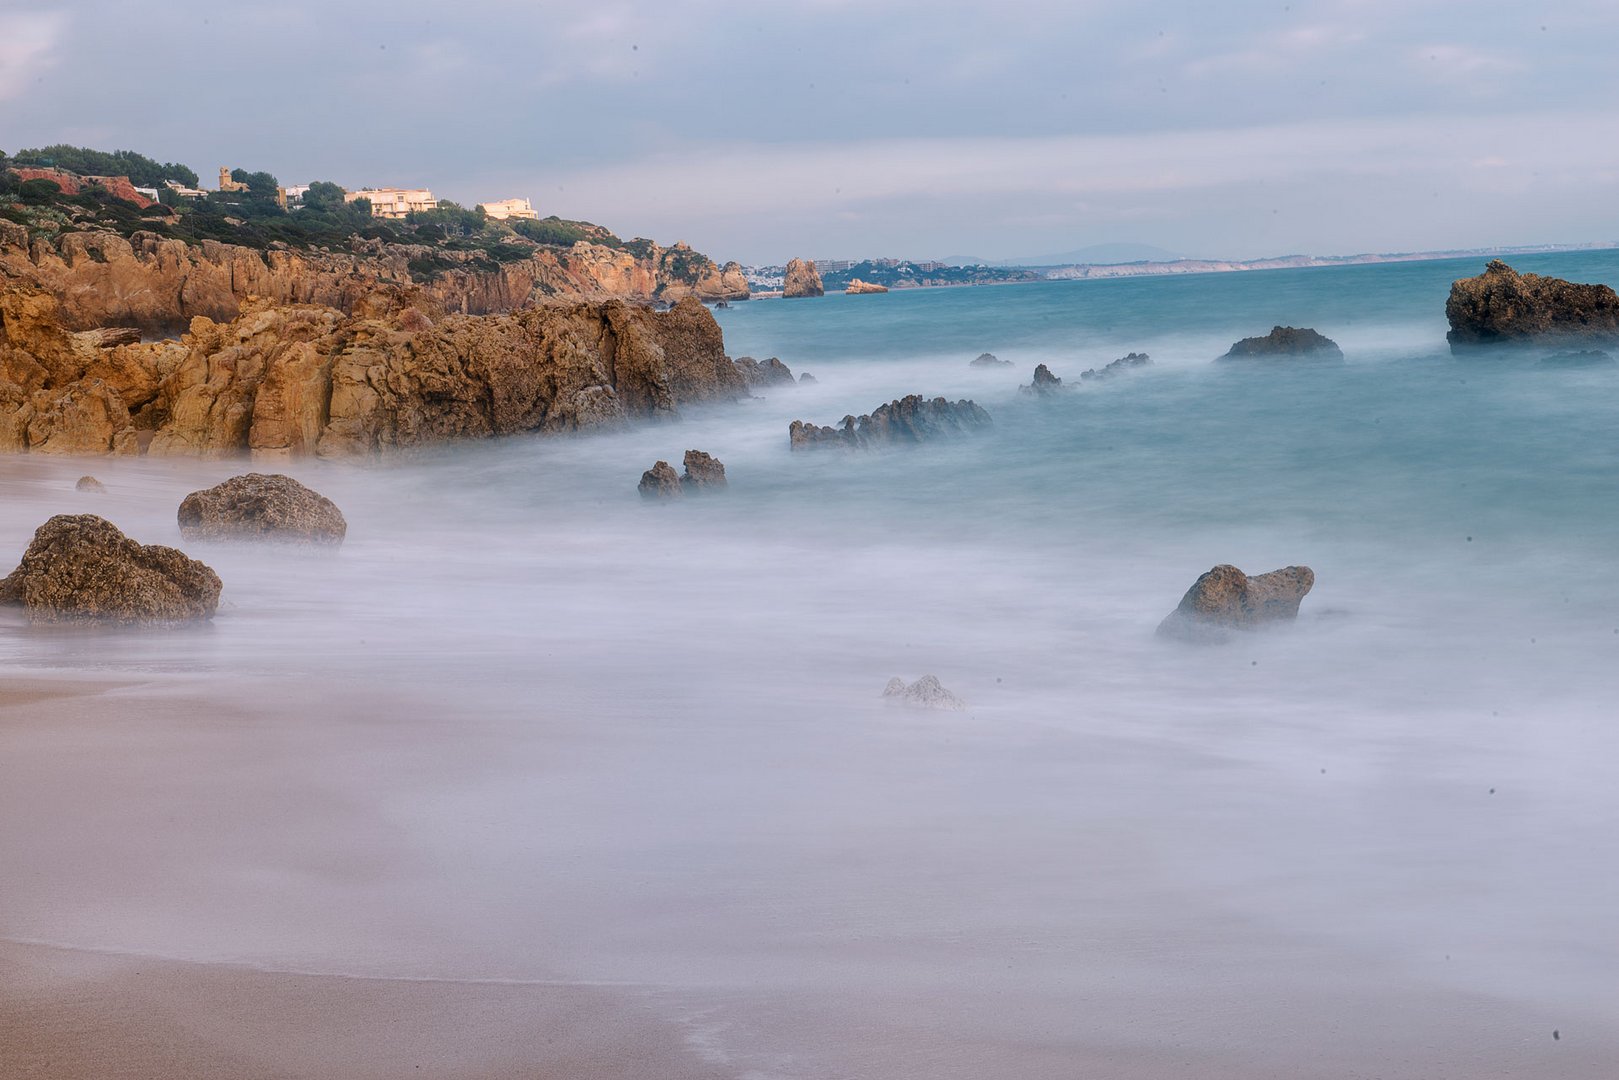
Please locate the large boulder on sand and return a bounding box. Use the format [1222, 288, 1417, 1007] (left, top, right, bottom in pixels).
[178, 473, 347, 544]
[783, 258, 825, 299]
[1446, 260, 1619, 347]
[0, 514, 221, 624]
[789, 394, 991, 449]
[1157, 564, 1314, 642]
[1221, 327, 1342, 360]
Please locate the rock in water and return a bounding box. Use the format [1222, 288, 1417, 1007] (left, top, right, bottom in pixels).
[1221, 327, 1342, 360]
[782, 258, 825, 298]
[178, 473, 347, 545]
[732, 355, 797, 388]
[0, 514, 221, 624]
[970, 352, 1012, 368]
[681, 449, 727, 490]
[1156, 564, 1315, 642]
[1021, 364, 1064, 395]
[1447, 261, 1619, 348]
[789, 395, 991, 449]
[882, 675, 966, 710]
[798, 372, 817, 385]
[845, 278, 889, 295]
[639, 460, 683, 499]
[1538, 349, 1617, 368]
[75, 475, 106, 492]
[1079, 352, 1151, 380]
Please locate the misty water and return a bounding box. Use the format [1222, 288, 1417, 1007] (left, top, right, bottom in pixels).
[4, 252, 1618, 1076]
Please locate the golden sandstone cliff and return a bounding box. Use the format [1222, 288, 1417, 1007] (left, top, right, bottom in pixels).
[0, 283, 757, 458]
[0, 221, 749, 335]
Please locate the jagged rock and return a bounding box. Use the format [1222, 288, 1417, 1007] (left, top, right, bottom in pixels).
[681, 449, 727, 490]
[1538, 349, 1616, 368]
[1446, 261, 1619, 348]
[1156, 564, 1315, 642]
[1079, 352, 1151, 380]
[798, 372, 817, 384]
[75, 475, 105, 492]
[783, 258, 825, 299]
[845, 278, 889, 295]
[970, 352, 1012, 368]
[1020, 363, 1063, 396]
[1221, 327, 1342, 360]
[177, 473, 347, 544]
[638, 460, 683, 499]
[733, 355, 796, 388]
[789, 394, 991, 450]
[882, 675, 965, 710]
[0, 514, 221, 624]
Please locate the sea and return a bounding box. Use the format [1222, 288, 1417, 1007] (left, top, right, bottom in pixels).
[3, 251, 1617, 1078]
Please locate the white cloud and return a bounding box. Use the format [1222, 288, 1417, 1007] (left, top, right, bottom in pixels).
[0, 10, 66, 102]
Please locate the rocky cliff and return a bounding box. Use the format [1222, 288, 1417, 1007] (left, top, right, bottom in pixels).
[1, 284, 752, 458]
[783, 258, 824, 299]
[0, 221, 749, 336]
[1446, 260, 1619, 347]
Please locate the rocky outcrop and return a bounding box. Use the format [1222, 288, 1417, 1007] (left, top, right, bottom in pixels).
[1156, 564, 1314, 642]
[0, 227, 748, 336]
[782, 258, 824, 299]
[798, 372, 817, 384]
[177, 473, 347, 544]
[882, 675, 965, 710]
[681, 449, 727, 490]
[1020, 363, 1063, 396]
[1080, 352, 1151, 380]
[1, 285, 749, 458]
[970, 352, 1011, 368]
[638, 460, 683, 499]
[733, 355, 797, 388]
[788, 395, 991, 450]
[75, 475, 105, 492]
[1220, 327, 1342, 360]
[1445, 261, 1619, 348]
[0, 514, 221, 624]
[844, 278, 889, 295]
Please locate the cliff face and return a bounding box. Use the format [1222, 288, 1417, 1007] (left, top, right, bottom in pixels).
[1, 284, 750, 458]
[1446, 260, 1619, 347]
[783, 258, 824, 298]
[0, 223, 749, 335]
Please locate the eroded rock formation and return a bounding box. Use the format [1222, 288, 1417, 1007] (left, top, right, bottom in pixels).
[1, 284, 749, 458]
[788, 395, 991, 450]
[733, 355, 797, 389]
[1220, 327, 1342, 360]
[970, 352, 1011, 368]
[1080, 352, 1151, 380]
[0, 514, 221, 624]
[1156, 564, 1315, 642]
[638, 460, 683, 499]
[178, 473, 347, 544]
[681, 449, 727, 490]
[1021, 364, 1063, 396]
[845, 278, 889, 294]
[1446, 261, 1619, 348]
[783, 258, 824, 299]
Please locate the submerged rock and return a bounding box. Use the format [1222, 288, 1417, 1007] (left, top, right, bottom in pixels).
[1538, 349, 1616, 369]
[75, 475, 106, 492]
[783, 258, 825, 299]
[1221, 327, 1342, 361]
[970, 352, 1012, 368]
[788, 394, 992, 450]
[733, 355, 796, 388]
[1079, 352, 1151, 380]
[681, 449, 727, 490]
[638, 460, 683, 499]
[882, 675, 965, 710]
[1446, 261, 1619, 348]
[1157, 564, 1315, 642]
[0, 514, 221, 624]
[178, 473, 347, 545]
[1020, 363, 1063, 395]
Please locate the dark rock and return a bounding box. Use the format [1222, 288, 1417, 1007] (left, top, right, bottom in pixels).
[1221, 327, 1342, 360]
[1447, 261, 1619, 348]
[681, 449, 727, 490]
[177, 473, 347, 545]
[0, 514, 221, 624]
[882, 675, 965, 710]
[1538, 349, 1616, 368]
[970, 352, 1012, 368]
[1020, 363, 1063, 395]
[638, 460, 683, 499]
[732, 355, 797, 388]
[798, 372, 817, 384]
[1079, 352, 1151, 380]
[788, 394, 992, 450]
[1157, 564, 1315, 642]
[75, 475, 106, 492]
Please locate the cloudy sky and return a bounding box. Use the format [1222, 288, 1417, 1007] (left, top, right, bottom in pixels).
[4, 0, 1618, 263]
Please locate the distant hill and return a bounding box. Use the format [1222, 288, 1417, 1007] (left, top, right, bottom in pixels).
[996, 242, 1185, 267]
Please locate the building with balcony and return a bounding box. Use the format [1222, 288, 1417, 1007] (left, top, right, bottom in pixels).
[344, 187, 439, 219]
[478, 197, 538, 221]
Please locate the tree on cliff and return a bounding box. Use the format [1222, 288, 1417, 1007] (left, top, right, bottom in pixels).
[302, 181, 348, 212]
[9, 145, 197, 188]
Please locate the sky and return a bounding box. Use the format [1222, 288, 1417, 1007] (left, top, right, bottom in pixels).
[3, 0, 1618, 264]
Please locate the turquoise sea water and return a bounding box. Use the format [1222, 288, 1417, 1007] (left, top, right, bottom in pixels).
[3, 252, 1618, 1077]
